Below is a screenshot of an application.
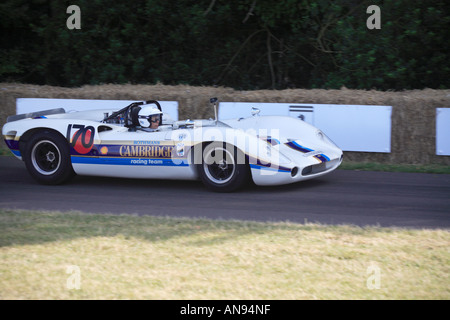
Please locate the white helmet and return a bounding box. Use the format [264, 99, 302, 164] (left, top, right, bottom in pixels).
[137, 105, 163, 127]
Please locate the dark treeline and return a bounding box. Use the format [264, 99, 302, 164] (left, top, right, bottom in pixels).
[1, 0, 449, 90]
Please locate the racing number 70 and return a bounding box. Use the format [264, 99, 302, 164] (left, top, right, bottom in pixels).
[66, 124, 95, 153]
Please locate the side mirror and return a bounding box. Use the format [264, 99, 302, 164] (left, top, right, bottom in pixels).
[210, 97, 218, 123]
[251, 107, 261, 117]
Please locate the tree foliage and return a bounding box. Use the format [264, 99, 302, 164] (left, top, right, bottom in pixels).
[1, 0, 449, 90]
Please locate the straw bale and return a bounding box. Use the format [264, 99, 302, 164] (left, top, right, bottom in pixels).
[1, 83, 449, 165]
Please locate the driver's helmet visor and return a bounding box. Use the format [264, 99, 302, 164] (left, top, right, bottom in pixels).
[149, 115, 161, 123]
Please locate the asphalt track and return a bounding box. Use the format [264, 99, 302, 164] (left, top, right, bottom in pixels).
[0, 156, 449, 229]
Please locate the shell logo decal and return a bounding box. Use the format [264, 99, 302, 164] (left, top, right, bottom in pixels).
[100, 146, 109, 155]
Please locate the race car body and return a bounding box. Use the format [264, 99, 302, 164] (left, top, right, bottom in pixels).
[2, 100, 343, 192]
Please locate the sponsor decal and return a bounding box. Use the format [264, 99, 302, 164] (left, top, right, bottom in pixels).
[119, 145, 173, 158]
[71, 143, 186, 159]
[176, 143, 185, 157]
[71, 156, 189, 167]
[100, 146, 109, 155]
[133, 140, 161, 145]
[130, 159, 163, 165]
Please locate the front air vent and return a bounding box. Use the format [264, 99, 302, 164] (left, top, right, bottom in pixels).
[98, 125, 113, 133]
[302, 163, 327, 176]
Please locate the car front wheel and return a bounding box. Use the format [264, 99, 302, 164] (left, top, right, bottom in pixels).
[197, 142, 250, 192]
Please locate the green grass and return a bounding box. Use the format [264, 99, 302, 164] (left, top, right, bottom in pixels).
[0, 146, 11, 156]
[0, 209, 448, 300]
[340, 161, 450, 174]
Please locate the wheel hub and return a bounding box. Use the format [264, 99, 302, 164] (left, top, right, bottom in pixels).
[218, 160, 227, 170]
[31, 140, 61, 176]
[204, 147, 236, 184]
[46, 151, 56, 163]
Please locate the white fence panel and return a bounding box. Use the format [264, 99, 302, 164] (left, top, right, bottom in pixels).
[313, 104, 391, 153]
[436, 108, 450, 156]
[219, 102, 392, 153]
[16, 98, 179, 120]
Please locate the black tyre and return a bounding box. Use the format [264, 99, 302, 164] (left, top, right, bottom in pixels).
[197, 142, 250, 192]
[23, 130, 75, 185]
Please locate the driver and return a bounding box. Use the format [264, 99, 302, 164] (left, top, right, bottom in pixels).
[137, 105, 162, 132]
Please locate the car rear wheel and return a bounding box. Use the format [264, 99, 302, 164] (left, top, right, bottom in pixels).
[198, 142, 249, 192]
[24, 130, 75, 185]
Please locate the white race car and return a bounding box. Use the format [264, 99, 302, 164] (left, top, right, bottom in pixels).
[2, 99, 343, 192]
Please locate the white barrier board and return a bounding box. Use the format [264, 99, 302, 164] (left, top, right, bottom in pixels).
[313, 104, 391, 153]
[436, 108, 450, 156]
[219, 102, 392, 153]
[16, 98, 179, 121]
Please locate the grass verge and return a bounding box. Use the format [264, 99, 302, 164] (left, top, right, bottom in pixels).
[0, 209, 448, 300]
[340, 161, 450, 174]
[0, 146, 11, 156]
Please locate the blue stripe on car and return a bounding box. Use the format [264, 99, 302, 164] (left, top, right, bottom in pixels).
[286, 141, 314, 153]
[285, 141, 330, 163]
[71, 156, 189, 166]
[250, 164, 291, 172]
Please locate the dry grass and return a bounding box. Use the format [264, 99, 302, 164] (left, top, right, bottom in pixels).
[1, 210, 448, 300]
